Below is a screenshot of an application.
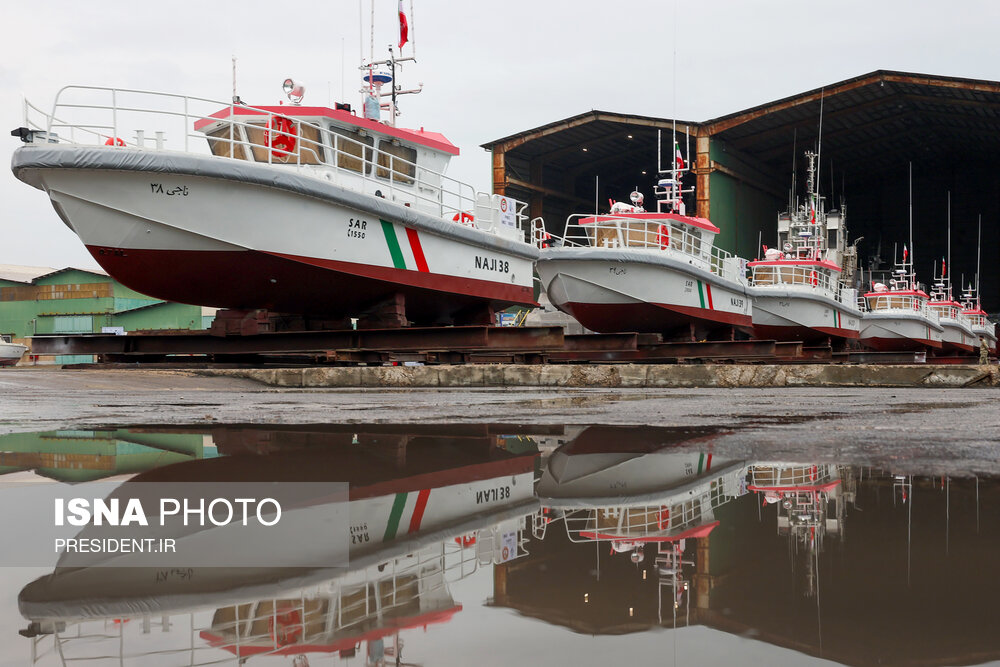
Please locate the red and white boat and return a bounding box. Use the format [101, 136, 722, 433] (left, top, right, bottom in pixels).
[535, 135, 752, 340]
[959, 218, 997, 357]
[748, 152, 862, 344]
[927, 274, 977, 355]
[859, 250, 943, 352]
[960, 283, 997, 356]
[0, 336, 27, 367]
[925, 196, 977, 355]
[11, 44, 537, 326]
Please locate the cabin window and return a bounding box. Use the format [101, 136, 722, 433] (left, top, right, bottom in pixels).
[376, 140, 417, 184]
[298, 123, 325, 164]
[243, 120, 324, 165]
[206, 124, 248, 160]
[330, 127, 374, 174]
[827, 228, 838, 250]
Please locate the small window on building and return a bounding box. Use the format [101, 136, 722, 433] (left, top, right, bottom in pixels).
[330, 127, 374, 173]
[206, 123, 248, 160]
[376, 140, 417, 184]
[827, 228, 838, 251]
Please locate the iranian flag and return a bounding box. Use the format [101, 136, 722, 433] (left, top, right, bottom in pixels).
[942, 257, 946, 277]
[398, 0, 409, 49]
[674, 142, 685, 171]
[902, 244, 909, 262]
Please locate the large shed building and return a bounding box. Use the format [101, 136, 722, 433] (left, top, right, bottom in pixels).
[483, 70, 1000, 310]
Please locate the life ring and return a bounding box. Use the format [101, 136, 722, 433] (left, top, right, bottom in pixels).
[657, 224, 670, 249]
[104, 137, 125, 146]
[268, 607, 303, 646]
[265, 115, 297, 158]
[453, 534, 477, 548]
[452, 211, 475, 225]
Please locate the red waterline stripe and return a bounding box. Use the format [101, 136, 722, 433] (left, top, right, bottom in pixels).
[405, 228, 430, 273]
[705, 283, 714, 310]
[408, 488, 431, 533]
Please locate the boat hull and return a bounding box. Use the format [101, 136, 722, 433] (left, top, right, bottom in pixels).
[751, 290, 861, 342]
[536, 248, 752, 338]
[13, 146, 537, 324]
[859, 312, 944, 351]
[0, 342, 27, 367]
[937, 319, 978, 354]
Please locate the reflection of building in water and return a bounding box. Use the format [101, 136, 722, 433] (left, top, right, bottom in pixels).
[747, 463, 852, 598]
[0, 429, 215, 482]
[17, 424, 541, 665]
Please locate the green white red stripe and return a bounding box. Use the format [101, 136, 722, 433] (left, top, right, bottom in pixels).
[697, 281, 714, 310]
[382, 489, 432, 541]
[380, 219, 430, 272]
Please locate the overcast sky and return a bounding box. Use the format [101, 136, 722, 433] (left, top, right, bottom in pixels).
[2, 0, 998, 271]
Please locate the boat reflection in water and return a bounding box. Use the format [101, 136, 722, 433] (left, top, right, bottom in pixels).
[13, 425, 542, 665]
[747, 463, 855, 598]
[6, 424, 1000, 665]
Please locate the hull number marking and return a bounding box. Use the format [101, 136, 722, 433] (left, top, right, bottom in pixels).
[476, 486, 511, 504]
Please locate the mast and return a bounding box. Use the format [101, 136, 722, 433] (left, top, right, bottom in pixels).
[946, 191, 951, 299]
[908, 163, 914, 290]
[977, 214, 982, 308]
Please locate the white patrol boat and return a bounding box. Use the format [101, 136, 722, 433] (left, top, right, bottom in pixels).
[534, 134, 752, 340]
[11, 42, 537, 326]
[960, 283, 997, 357]
[859, 250, 943, 352]
[0, 335, 27, 367]
[747, 152, 862, 344]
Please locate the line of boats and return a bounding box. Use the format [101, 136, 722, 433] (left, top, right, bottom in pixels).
[9, 52, 995, 358]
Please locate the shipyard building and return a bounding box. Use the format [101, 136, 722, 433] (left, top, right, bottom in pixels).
[0, 265, 212, 364]
[484, 70, 1000, 311]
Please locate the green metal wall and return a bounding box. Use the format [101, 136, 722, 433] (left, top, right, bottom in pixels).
[1, 270, 207, 340]
[708, 140, 783, 261]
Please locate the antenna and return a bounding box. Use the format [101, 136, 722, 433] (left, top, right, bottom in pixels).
[815, 89, 825, 201]
[946, 191, 951, 297]
[977, 214, 982, 307]
[908, 162, 914, 289]
[790, 127, 797, 212]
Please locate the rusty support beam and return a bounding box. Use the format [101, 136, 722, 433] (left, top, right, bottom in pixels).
[710, 161, 785, 199]
[506, 177, 592, 207]
[30, 326, 567, 357]
[492, 146, 506, 196]
[694, 135, 712, 219]
[703, 74, 886, 136]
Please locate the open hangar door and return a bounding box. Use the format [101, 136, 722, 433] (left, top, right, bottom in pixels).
[485, 71, 1000, 312]
[707, 70, 1000, 311]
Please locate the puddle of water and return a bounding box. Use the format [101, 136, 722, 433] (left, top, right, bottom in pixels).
[1, 424, 999, 666]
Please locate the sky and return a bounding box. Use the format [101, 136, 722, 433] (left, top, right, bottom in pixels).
[2, 0, 999, 271]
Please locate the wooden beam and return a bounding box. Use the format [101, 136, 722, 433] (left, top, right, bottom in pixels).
[506, 177, 593, 207]
[704, 74, 884, 135]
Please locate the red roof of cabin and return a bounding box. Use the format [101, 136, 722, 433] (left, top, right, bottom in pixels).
[578, 212, 720, 234]
[194, 105, 459, 155]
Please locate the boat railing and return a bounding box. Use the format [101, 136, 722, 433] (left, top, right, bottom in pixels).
[864, 293, 937, 318]
[750, 264, 857, 304]
[929, 303, 966, 322]
[23, 85, 530, 242]
[748, 464, 835, 488]
[558, 213, 742, 281]
[562, 498, 708, 543]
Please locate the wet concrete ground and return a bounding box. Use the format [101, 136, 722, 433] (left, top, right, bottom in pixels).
[1, 368, 998, 476]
